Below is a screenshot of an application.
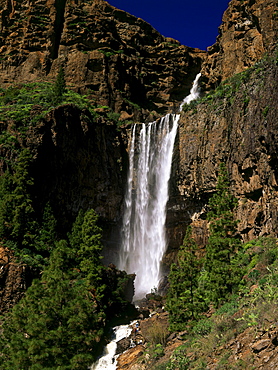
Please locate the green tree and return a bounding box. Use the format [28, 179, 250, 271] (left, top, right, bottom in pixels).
[205, 163, 241, 306]
[0, 149, 37, 248]
[69, 209, 105, 298]
[52, 65, 66, 105]
[0, 210, 108, 369]
[167, 226, 205, 331]
[35, 202, 57, 253]
[0, 208, 132, 369]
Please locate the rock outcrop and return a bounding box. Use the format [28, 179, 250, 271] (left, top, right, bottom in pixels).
[0, 0, 205, 120]
[166, 57, 278, 259]
[201, 0, 278, 90]
[163, 0, 278, 259]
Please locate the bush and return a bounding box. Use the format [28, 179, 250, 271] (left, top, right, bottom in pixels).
[145, 321, 169, 346]
[192, 318, 213, 336]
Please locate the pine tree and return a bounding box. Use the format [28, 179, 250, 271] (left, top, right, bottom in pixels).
[36, 202, 57, 253]
[0, 149, 37, 248]
[0, 208, 131, 369]
[167, 226, 205, 331]
[52, 65, 66, 105]
[205, 162, 241, 306]
[0, 211, 106, 369]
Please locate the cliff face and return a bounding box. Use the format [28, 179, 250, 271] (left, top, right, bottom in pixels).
[0, 0, 204, 120]
[164, 0, 278, 259]
[201, 0, 278, 90]
[166, 59, 278, 258]
[1, 0, 278, 312]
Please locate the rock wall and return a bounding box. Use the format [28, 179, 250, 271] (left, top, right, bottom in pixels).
[0, 0, 205, 120]
[163, 0, 278, 262]
[201, 0, 278, 90]
[165, 59, 278, 262]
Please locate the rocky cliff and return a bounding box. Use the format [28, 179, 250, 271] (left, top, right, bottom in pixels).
[0, 0, 278, 328]
[0, 0, 204, 120]
[165, 0, 278, 260]
[166, 54, 278, 262]
[201, 0, 278, 90]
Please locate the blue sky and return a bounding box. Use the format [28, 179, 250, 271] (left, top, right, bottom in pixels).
[108, 0, 230, 50]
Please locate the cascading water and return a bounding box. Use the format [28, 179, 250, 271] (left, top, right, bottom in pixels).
[118, 113, 179, 301]
[179, 72, 201, 111]
[90, 322, 136, 370]
[90, 76, 202, 370]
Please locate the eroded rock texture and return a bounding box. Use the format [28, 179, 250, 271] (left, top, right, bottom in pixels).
[201, 0, 278, 90]
[0, 0, 205, 120]
[166, 61, 278, 261]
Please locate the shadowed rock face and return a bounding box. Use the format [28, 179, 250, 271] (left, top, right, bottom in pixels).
[165, 60, 278, 263]
[0, 0, 205, 120]
[200, 0, 278, 90]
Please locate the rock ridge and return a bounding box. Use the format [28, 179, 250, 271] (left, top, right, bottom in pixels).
[0, 0, 205, 120]
[201, 0, 278, 90]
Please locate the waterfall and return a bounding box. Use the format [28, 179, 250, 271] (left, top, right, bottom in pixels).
[90, 322, 135, 370]
[179, 72, 201, 111]
[119, 113, 179, 301]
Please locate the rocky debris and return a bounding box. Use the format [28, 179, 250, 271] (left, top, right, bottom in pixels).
[251, 339, 271, 353]
[114, 310, 278, 370]
[116, 337, 134, 355]
[201, 0, 278, 90]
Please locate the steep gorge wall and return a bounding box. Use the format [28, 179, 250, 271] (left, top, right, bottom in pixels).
[166, 59, 278, 260]
[165, 0, 278, 260]
[0, 0, 205, 120]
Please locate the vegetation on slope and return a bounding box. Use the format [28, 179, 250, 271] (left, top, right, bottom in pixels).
[0, 69, 133, 369]
[0, 203, 131, 369]
[139, 163, 278, 369]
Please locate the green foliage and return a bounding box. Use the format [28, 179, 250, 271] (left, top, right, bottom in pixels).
[0, 206, 131, 369]
[107, 111, 121, 123]
[167, 226, 205, 330]
[36, 202, 57, 253]
[160, 236, 278, 370]
[0, 149, 37, 247]
[0, 79, 97, 131]
[182, 56, 268, 114]
[52, 65, 66, 105]
[145, 321, 169, 346]
[166, 345, 190, 370]
[0, 238, 104, 369]
[192, 318, 213, 336]
[146, 343, 165, 360]
[182, 98, 201, 113]
[205, 163, 241, 306]
[262, 105, 269, 117]
[98, 49, 124, 57]
[0, 150, 57, 267]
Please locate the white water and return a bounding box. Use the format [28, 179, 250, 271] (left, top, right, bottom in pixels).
[119, 113, 179, 300]
[179, 72, 201, 111]
[90, 323, 135, 370]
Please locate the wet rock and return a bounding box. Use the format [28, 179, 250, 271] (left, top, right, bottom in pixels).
[116, 337, 132, 355]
